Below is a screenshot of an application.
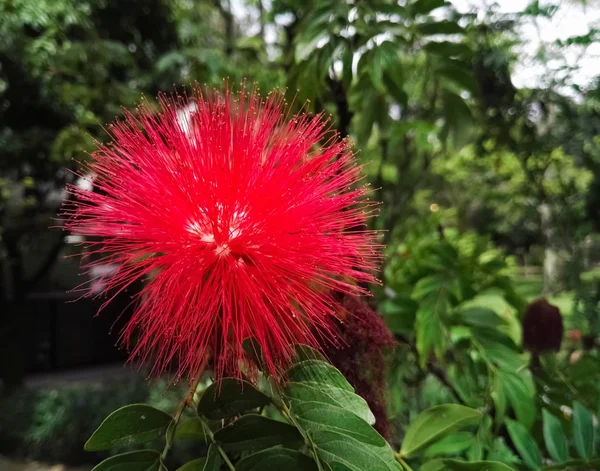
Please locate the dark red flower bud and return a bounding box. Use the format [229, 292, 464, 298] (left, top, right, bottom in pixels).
[522, 299, 563, 354]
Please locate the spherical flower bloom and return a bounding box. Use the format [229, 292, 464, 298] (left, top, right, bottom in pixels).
[61, 87, 380, 381]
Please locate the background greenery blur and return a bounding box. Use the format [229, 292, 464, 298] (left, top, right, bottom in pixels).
[3, 0, 600, 468]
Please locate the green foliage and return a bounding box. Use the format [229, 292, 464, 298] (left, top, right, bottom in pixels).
[83, 346, 515, 471]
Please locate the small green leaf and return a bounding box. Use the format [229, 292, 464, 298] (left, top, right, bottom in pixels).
[85, 404, 173, 451]
[421, 459, 515, 471]
[285, 382, 375, 425]
[175, 417, 207, 442]
[177, 444, 220, 471]
[505, 419, 542, 470]
[542, 408, 569, 463]
[287, 360, 353, 392]
[214, 414, 303, 452]
[573, 401, 595, 459]
[236, 448, 319, 471]
[197, 379, 270, 420]
[291, 400, 386, 447]
[91, 450, 161, 471]
[423, 432, 473, 458]
[400, 405, 482, 458]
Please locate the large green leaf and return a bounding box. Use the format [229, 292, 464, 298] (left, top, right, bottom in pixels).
[573, 401, 595, 459]
[92, 450, 161, 471]
[85, 404, 173, 451]
[287, 360, 354, 392]
[283, 358, 399, 471]
[175, 417, 207, 442]
[505, 419, 542, 470]
[312, 431, 402, 471]
[197, 379, 271, 420]
[496, 370, 535, 428]
[236, 448, 319, 471]
[400, 405, 482, 458]
[542, 408, 569, 463]
[291, 400, 386, 447]
[421, 459, 515, 471]
[214, 414, 303, 452]
[285, 381, 375, 425]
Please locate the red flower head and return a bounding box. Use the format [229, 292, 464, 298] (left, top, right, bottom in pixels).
[62, 87, 380, 381]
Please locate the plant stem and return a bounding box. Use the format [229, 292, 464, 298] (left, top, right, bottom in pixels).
[395, 454, 415, 471]
[161, 354, 210, 460]
[199, 419, 236, 471]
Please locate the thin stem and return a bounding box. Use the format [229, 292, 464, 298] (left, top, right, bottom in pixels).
[274, 383, 324, 471]
[200, 419, 236, 471]
[161, 354, 210, 460]
[395, 454, 415, 471]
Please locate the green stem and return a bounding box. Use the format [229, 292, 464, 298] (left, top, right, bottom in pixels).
[395, 454, 415, 471]
[275, 383, 324, 471]
[200, 417, 236, 471]
[161, 355, 209, 460]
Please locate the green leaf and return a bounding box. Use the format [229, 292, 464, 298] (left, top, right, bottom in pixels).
[417, 21, 464, 36]
[197, 379, 271, 420]
[312, 431, 402, 471]
[542, 408, 569, 463]
[291, 400, 386, 447]
[85, 404, 173, 451]
[456, 307, 505, 329]
[412, 275, 443, 300]
[441, 91, 474, 150]
[400, 405, 482, 458]
[438, 63, 479, 95]
[416, 294, 449, 367]
[573, 401, 595, 459]
[412, 0, 451, 15]
[285, 381, 375, 425]
[505, 419, 542, 470]
[175, 417, 207, 442]
[92, 450, 161, 471]
[294, 344, 328, 363]
[287, 360, 353, 392]
[236, 448, 319, 471]
[421, 459, 515, 471]
[496, 371, 535, 428]
[214, 414, 303, 452]
[176, 444, 220, 471]
[423, 432, 473, 458]
[423, 41, 471, 57]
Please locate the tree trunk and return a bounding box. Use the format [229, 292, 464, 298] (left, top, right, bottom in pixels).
[539, 203, 560, 293]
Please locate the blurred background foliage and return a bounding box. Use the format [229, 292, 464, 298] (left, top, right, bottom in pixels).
[3, 0, 600, 469]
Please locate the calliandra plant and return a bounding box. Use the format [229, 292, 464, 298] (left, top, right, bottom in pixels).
[60, 88, 509, 471]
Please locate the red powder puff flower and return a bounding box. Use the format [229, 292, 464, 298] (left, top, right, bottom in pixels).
[61, 87, 380, 381]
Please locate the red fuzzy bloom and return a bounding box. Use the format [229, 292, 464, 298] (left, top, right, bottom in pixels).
[62, 88, 380, 381]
